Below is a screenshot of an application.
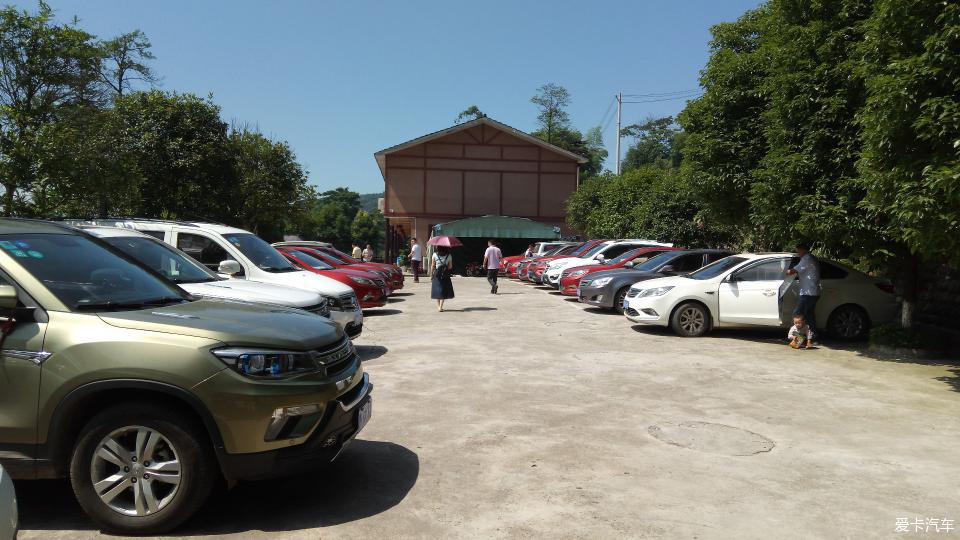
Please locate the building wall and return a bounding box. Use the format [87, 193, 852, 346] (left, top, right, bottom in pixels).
[383, 124, 580, 229]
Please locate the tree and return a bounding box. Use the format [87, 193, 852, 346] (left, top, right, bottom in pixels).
[100, 29, 157, 97]
[530, 83, 570, 144]
[455, 105, 485, 124]
[316, 187, 361, 220]
[856, 0, 960, 327]
[229, 128, 309, 240]
[351, 210, 384, 250]
[0, 3, 103, 215]
[621, 116, 682, 171]
[582, 126, 608, 177]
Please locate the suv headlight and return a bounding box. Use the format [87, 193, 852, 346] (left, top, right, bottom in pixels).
[349, 275, 375, 285]
[638, 286, 675, 298]
[592, 277, 613, 287]
[212, 348, 317, 378]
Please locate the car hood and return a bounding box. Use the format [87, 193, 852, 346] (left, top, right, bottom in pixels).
[263, 270, 354, 296]
[180, 280, 323, 308]
[332, 267, 383, 279]
[98, 298, 342, 350]
[585, 269, 665, 282]
[628, 275, 692, 291]
[549, 257, 591, 269]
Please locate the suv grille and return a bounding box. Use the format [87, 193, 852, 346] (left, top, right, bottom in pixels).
[339, 293, 359, 311]
[626, 289, 640, 298]
[311, 336, 355, 378]
[305, 302, 330, 318]
[373, 278, 385, 287]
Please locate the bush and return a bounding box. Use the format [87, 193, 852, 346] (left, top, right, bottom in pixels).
[869, 324, 945, 350]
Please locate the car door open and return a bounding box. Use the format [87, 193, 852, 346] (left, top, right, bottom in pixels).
[718, 258, 791, 326]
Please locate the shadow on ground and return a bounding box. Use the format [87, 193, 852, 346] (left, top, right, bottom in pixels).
[364, 309, 402, 317]
[356, 344, 389, 362]
[389, 292, 413, 297]
[17, 440, 419, 535]
[441, 307, 497, 312]
[387, 297, 405, 303]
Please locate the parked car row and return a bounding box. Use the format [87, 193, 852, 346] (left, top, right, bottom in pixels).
[0, 218, 394, 535]
[501, 240, 899, 340]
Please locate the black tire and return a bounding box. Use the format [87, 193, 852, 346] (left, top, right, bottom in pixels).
[612, 287, 629, 314]
[827, 304, 870, 341]
[69, 402, 216, 535]
[670, 302, 710, 337]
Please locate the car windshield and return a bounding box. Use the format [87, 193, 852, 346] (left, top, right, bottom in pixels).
[291, 250, 334, 270]
[687, 256, 747, 280]
[610, 248, 645, 264]
[580, 243, 609, 259]
[330, 248, 362, 263]
[570, 242, 595, 256]
[314, 249, 346, 264]
[0, 233, 189, 311]
[223, 233, 298, 273]
[633, 251, 677, 271]
[103, 236, 218, 284]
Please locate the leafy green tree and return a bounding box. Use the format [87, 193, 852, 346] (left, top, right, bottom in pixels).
[310, 202, 353, 248]
[530, 83, 570, 144]
[229, 128, 309, 240]
[621, 116, 683, 171]
[582, 126, 608, 176]
[856, 0, 960, 326]
[351, 210, 384, 250]
[0, 3, 103, 215]
[455, 105, 485, 124]
[316, 187, 360, 220]
[99, 29, 157, 97]
[111, 90, 236, 221]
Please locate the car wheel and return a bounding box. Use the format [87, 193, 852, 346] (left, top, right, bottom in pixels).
[613, 287, 629, 314]
[827, 304, 870, 341]
[69, 403, 215, 535]
[670, 302, 710, 337]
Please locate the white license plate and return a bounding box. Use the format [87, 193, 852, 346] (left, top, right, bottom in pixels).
[356, 400, 372, 431]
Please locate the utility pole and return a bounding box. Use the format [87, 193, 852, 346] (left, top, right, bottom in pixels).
[615, 92, 622, 175]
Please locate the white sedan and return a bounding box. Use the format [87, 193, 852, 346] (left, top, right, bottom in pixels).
[623, 253, 898, 339]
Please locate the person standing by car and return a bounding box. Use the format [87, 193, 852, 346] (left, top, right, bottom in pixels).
[352, 243, 362, 260]
[786, 242, 822, 339]
[524, 243, 535, 258]
[409, 238, 423, 283]
[483, 239, 502, 294]
[431, 246, 455, 311]
[363, 244, 374, 262]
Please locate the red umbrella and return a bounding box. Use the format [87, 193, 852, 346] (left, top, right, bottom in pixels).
[427, 235, 463, 247]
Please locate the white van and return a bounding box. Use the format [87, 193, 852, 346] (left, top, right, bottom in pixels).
[79, 226, 333, 319]
[74, 219, 364, 339]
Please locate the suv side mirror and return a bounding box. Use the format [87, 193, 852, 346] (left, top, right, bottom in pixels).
[661, 265, 676, 274]
[0, 285, 18, 310]
[725, 273, 740, 283]
[624, 261, 635, 268]
[218, 260, 242, 276]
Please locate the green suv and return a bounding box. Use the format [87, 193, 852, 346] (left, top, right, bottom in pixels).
[0, 220, 372, 534]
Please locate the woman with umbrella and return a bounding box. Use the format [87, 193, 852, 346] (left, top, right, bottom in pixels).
[428, 235, 459, 311]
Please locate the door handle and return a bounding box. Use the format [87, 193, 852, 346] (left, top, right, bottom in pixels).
[762, 290, 776, 296]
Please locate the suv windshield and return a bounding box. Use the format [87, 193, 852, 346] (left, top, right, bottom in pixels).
[0, 233, 188, 311]
[580, 243, 609, 259]
[688, 256, 748, 280]
[223, 233, 298, 273]
[633, 251, 677, 271]
[103, 236, 219, 284]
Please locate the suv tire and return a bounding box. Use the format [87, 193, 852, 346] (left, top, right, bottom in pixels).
[670, 302, 710, 337]
[613, 287, 629, 314]
[69, 402, 215, 535]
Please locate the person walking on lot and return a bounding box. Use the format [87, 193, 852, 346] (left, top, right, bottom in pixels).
[431, 246, 455, 311]
[363, 244, 374, 262]
[409, 238, 423, 282]
[483, 239, 502, 294]
[352, 243, 362, 260]
[786, 242, 822, 340]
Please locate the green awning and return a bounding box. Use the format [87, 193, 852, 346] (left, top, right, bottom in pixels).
[432, 215, 560, 239]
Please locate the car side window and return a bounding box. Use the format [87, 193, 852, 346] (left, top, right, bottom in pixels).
[601, 245, 633, 259]
[820, 262, 849, 280]
[736, 259, 789, 281]
[706, 252, 731, 264]
[139, 229, 166, 240]
[176, 233, 230, 271]
[671, 254, 707, 272]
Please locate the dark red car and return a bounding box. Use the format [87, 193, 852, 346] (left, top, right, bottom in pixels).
[273, 242, 404, 290]
[278, 248, 389, 308]
[558, 246, 679, 295]
[522, 240, 606, 284]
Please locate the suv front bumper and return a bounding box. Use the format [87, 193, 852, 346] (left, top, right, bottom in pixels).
[218, 373, 373, 482]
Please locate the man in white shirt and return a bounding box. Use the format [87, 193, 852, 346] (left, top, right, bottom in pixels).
[409, 238, 423, 283]
[482, 239, 502, 294]
[786, 242, 822, 339]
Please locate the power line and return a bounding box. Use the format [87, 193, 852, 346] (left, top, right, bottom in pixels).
[611, 88, 702, 173]
[622, 93, 702, 104]
[622, 89, 700, 98]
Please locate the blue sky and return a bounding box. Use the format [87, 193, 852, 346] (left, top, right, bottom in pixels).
[25, 0, 760, 194]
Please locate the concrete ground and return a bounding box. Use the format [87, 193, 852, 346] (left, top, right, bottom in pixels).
[16, 276, 960, 539]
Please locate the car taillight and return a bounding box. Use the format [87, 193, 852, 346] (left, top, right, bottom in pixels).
[875, 282, 896, 295]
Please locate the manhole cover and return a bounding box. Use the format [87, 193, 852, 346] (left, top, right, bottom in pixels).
[648, 421, 775, 456]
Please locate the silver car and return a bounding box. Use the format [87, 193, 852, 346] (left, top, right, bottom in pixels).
[0, 464, 16, 540]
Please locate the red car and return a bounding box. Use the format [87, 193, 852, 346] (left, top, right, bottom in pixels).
[278, 248, 390, 308]
[273, 241, 404, 290]
[523, 240, 606, 283]
[558, 246, 679, 295]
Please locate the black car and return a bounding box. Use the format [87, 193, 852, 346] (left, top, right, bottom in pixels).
[577, 249, 734, 312]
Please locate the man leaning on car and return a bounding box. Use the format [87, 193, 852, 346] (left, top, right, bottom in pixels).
[787, 242, 822, 339]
